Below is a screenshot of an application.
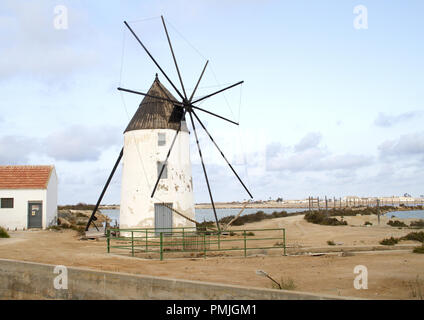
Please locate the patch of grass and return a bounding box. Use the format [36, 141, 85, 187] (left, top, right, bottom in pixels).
[387, 220, 408, 228]
[408, 276, 424, 299]
[410, 220, 424, 228]
[327, 240, 336, 246]
[0, 226, 10, 238]
[196, 220, 215, 232]
[364, 221, 373, 226]
[47, 225, 61, 231]
[413, 246, 424, 254]
[401, 231, 424, 243]
[304, 211, 348, 226]
[272, 277, 296, 290]
[379, 237, 399, 245]
[246, 231, 255, 236]
[76, 212, 87, 218]
[58, 203, 96, 210]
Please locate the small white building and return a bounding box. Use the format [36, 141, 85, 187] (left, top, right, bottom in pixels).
[120, 75, 195, 231]
[0, 165, 58, 230]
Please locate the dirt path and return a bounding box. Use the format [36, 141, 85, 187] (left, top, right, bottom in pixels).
[0, 214, 423, 300]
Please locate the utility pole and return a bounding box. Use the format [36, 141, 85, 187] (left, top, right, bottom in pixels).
[325, 196, 328, 211]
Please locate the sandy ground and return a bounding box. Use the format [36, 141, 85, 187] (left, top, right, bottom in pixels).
[0, 214, 423, 300]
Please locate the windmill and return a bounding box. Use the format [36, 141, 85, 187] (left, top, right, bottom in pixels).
[86, 16, 252, 233]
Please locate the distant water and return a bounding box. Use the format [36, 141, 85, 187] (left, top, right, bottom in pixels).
[386, 210, 424, 219]
[101, 208, 424, 226]
[101, 207, 305, 225]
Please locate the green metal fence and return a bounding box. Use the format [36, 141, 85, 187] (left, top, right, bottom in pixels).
[106, 227, 286, 260]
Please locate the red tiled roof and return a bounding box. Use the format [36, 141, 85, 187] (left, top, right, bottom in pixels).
[0, 165, 54, 190]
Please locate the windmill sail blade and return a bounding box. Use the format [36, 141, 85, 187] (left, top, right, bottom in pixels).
[187, 111, 221, 232]
[191, 80, 244, 104]
[118, 87, 182, 105]
[124, 21, 185, 101]
[189, 60, 209, 102]
[86, 147, 124, 231]
[151, 111, 186, 198]
[161, 16, 187, 99]
[192, 110, 253, 199]
[191, 105, 238, 125]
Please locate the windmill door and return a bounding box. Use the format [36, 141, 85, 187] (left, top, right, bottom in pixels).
[154, 203, 173, 236]
[28, 202, 42, 229]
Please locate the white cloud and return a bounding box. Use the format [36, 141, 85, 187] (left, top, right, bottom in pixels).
[44, 125, 122, 161]
[378, 131, 424, 158]
[0, 1, 100, 81]
[374, 111, 422, 127]
[294, 132, 322, 152]
[265, 132, 373, 173]
[0, 135, 39, 164]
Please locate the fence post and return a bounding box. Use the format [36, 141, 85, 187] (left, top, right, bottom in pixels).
[182, 228, 185, 251]
[218, 232, 221, 250]
[243, 230, 247, 257]
[131, 231, 134, 257]
[203, 232, 206, 258]
[160, 232, 163, 261]
[107, 229, 110, 253]
[283, 228, 286, 256]
[145, 229, 148, 252]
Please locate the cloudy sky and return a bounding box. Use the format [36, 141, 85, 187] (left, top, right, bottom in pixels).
[1, 0, 423, 204]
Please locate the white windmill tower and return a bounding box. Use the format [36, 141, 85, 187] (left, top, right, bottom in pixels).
[86, 16, 252, 234]
[119, 74, 195, 230]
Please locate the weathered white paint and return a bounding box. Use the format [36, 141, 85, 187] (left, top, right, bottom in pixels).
[0, 169, 58, 230]
[120, 127, 195, 229]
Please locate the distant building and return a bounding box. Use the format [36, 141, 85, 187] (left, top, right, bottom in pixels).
[0, 166, 58, 230]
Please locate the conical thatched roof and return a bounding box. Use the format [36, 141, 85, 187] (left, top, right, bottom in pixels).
[124, 75, 188, 133]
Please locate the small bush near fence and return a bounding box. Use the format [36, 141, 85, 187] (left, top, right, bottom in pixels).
[410, 220, 424, 228]
[0, 226, 10, 238]
[387, 220, 408, 228]
[304, 211, 348, 226]
[413, 246, 424, 254]
[219, 210, 288, 227]
[380, 237, 399, 245]
[401, 232, 424, 243]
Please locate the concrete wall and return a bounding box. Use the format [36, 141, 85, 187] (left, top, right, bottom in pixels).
[120, 127, 195, 229]
[0, 258, 345, 300]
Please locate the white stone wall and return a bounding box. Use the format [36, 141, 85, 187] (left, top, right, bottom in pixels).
[120, 128, 195, 229]
[0, 189, 45, 230]
[46, 169, 58, 228]
[0, 173, 58, 230]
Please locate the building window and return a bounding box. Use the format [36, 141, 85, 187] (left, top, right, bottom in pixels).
[0, 198, 14, 209]
[157, 161, 168, 180]
[158, 133, 166, 146]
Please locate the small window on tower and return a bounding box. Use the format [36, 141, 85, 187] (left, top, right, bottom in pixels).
[157, 161, 168, 180]
[158, 133, 166, 146]
[1, 198, 14, 209]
